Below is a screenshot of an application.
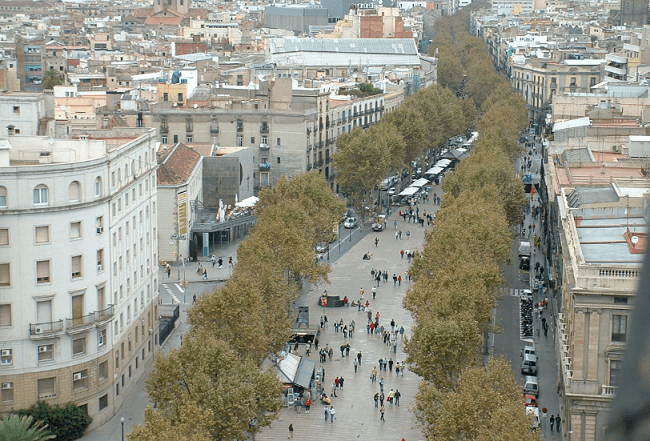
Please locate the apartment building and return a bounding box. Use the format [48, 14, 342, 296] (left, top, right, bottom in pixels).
[0, 128, 160, 429]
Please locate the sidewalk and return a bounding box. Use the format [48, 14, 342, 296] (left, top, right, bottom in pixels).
[79, 241, 242, 441]
[256, 193, 441, 441]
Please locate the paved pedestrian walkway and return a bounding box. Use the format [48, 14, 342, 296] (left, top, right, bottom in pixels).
[256, 193, 441, 441]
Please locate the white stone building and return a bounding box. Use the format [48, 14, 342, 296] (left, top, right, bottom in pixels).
[0, 128, 159, 429]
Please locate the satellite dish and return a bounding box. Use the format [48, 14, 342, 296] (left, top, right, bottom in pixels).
[48, 137, 55, 145]
[632, 235, 639, 244]
[192, 104, 198, 108]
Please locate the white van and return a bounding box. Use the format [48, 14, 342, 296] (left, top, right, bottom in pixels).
[524, 376, 539, 396]
[521, 353, 538, 375]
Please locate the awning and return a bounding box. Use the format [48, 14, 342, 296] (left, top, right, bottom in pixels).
[411, 178, 429, 188]
[425, 166, 444, 176]
[276, 352, 315, 389]
[235, 196, 259, 208]
[435, 159, 452, 168]
[398, 187, 419, 196]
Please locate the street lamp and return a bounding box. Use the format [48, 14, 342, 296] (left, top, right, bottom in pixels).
[120, 417, 125, 441]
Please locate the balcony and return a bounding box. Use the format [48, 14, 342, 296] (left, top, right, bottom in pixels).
[210, 125, 219, 134]
[328, 172, 336, 181]
[315, 159, 323, 167]
[260, 125, 269, 134]
[602, 385, 618, 396]
[160, 124, 169, 134]
[259, 162, 271, 171]
[66, 312, 96, 334]
[307, 163, 312, 171]
[319, 141, 324, 148]
[29, 320, 64, 339]
[185, 124, 193, 132]
[326, 156, 333, 164]
[307, 145, 312, 152]
[236, 124, 244, 133]
[259, 143, 270, 151]
[307, 127, 312, 134]
[378, 106, 384, 112]
[342, 116, 347, 123]
[95, 305, 114, 325]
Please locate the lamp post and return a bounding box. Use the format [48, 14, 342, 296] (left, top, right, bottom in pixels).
[121, 417, 125, 441]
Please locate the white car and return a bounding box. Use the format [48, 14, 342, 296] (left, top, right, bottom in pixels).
[344, 217, 358, 229]
[387, 187, 396, 195]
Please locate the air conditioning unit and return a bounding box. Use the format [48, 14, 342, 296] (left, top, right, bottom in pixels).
[97, 227, 104, 234]
[97, 264, 103, 272]
[1, 349, 11, 356]
[38, 345, 48, 352]
[73, 373, 84, 381]
[34, 327, 44, 335]
[98, 334, 105, 346]
[1, 383, 11, 389]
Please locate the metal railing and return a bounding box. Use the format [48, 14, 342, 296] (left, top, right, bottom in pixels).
[66, 312, 96, 330]
[29, 320, 64, 336]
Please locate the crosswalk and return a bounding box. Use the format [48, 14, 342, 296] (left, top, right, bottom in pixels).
[162, 284, 180, 303]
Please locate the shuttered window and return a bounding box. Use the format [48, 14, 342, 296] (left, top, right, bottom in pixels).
[69, 181, 80, 202]
[35, 226, 49, 243]
[37, 377, 55, 398]
[0, 186, 6, 207]
[72, 256, 82, 279]
[0, 264, 9, 286]
[71, 222, 81, 239]
[36, 300, 52, 323]
[37, 260, 50, 283]
[0, 304, 11, 326]
[0, 228, 7, 246]
[72, 295, 84, 320]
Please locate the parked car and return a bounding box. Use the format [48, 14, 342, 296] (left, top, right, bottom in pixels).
[387, 187, 396, 195]
[343, 217, 358, 229]
[523, 376, 539, 396]
[526, 406, 540, 429]
[521, 353, 538, 375]
[524, 394, 538, 408]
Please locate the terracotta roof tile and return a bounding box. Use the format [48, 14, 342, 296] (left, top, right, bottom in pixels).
[157, 143, 202, 186]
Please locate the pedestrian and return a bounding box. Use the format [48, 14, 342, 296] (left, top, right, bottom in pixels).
[305, 398, 311, 413]
[380, 404, 386, 421]
[400, 249, 404, 259]
[399, 326, 405, 339]
[166, 263, 171, 278]
[357, 351, 362, 364]
[396, 231, 399, 240]
[331, 382, 337, 397]
[211, 254, 216, 267]
[398, 275, 402, 286]
[288, 423, 294, 439]
[354, 358, 359, 372]
[339, 376, 344, 389]
[388, 358, 394, 372]
[192, 294, 197, 304]
[203, 268, 207, 280]
[394, 389, 401, 406]
[330, 406, 336, 423]
[375, 237, 379, 247]
[374, 392, 379, 407]
[305, 342, 311, 356]
[324, 315, 328, 328]
[372, 366, 378, 382]
[380, 391, 385, 406]
[394, 220, 398, 229]
[406, 231, 410, 240]
[393, 274, 397, 285]
[379, 377, 385, 392]
[372, 286, 377, 299]
[556, 415, 561, 432]
[550, 415, 555, 431]
[218, 257, 223, 268]
[228, 256, 233, 267]
[324, 406, 329, 422]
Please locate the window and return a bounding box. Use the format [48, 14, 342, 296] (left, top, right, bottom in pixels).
[37, 377, 56, 398]
[610, 360, 623, 387]
[98, 328, 107, 347]
[0, 264, 9, 287]
[173, 135, 178, 143]
[614, 297, 628, 304]
[261, 135, 268, 144]
[163, 92, 168, 102]
[612, 315, 627, 341]
[1, 382, 13, 402]
[36, 300, 52, 324]
[250, 137, 255, 144]
[1, 348, 12, 366]
[72, 256, 82, 279]
[71, 221, 82, 239]
[96, 216, 104, 234]
[99, 361, 108, 380]
[97, 249, 104, 273]
[0, 304, 11, 326]
[72, 369, 88, 390]
[111, 171, 115, 188]
[99, 394, 108, 410]
[37, 344, 54, 362]
[177, 93, 183, 102]
[237, 136, 243, 146]
[277, 157, 281, 164]
[277, 137, 281, 145]
[37, 260, 50, 283]
[12, 106, 19, 115]
[72, 294, 84, 325]
[116, 383, 119, 396]
[68, 181, 80, 202]
[33, 185, 48, 205]
[95, 177, 102, 197]
[186, 135, 193, 143]
[0, 228, 7, 246]
[0, 186, 6, 207]
[161, 136, 167, 144]
[115, 350, 119, 369]
[35, 226, 49, 243]
[72, 337, 86, 356]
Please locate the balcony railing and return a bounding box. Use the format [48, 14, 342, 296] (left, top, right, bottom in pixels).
[30, 320, 64, 337]
[236, 124, 243, 133]
[315, 159, 323, 167]
[328, 172, 336, 180]
[259, 143, 270, 151]
[342, 116, 347, 123]
[186, 124, 193, 132]
[259, 162, 271, 171]
[306, 145, 312, 152]
[602, 385, 618, 396]
[210, 126, 219, 134]
[307, 163, 312, 170]
[160, 124, 169, 134]
[326, 156, 333, 164]
[66, 312, 96, 331]
[260, 125, 269, 133]
[96, 305, 114, 323]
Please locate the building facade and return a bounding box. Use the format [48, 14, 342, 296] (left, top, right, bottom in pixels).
[0, 129, 160, 430]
